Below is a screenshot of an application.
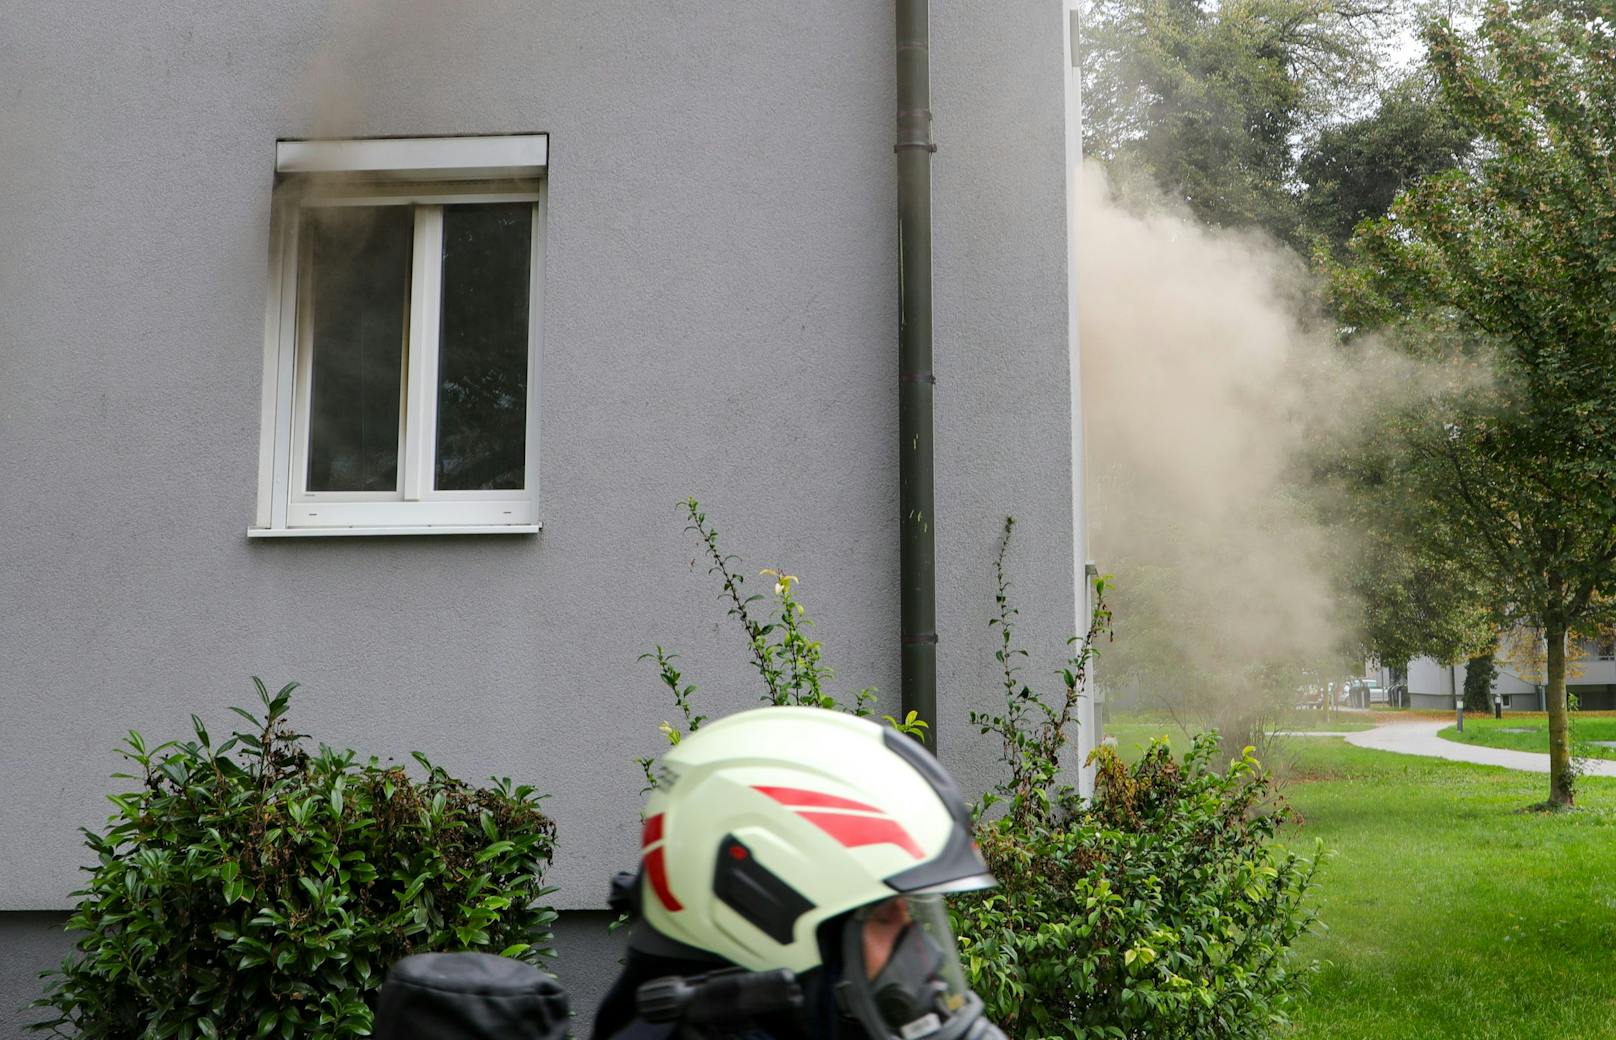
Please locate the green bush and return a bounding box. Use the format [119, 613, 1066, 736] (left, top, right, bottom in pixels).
[32, 681, 557, 1040]
[647, 505, 1318, 1040]
[956, 520, 1318, 1039]
[957, 737, 1317, 1039]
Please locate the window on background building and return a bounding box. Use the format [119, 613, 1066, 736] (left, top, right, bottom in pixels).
[251, 134, 547, 537]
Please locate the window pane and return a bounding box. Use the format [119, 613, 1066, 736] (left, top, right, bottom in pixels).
[436, 202, 531, 491]
[303, 205, 412, 493]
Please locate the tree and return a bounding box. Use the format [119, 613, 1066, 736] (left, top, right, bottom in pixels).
[1081, 0, 1388, 245]
[1351, 521, 1497, 677]
[1463, 648, 1499, 712]
[1333, 0, 1616, 805]
[1329, 395, 1501, 687]
[1297, 75, 1475, 255]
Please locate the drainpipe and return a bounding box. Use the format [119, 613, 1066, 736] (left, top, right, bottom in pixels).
[896, 0, 937, 750]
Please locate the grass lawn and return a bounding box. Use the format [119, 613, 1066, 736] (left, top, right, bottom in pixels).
[1277, 715, 1377, 734]
[1281, 739, 1616, 1038]
[1439, 711, 1616, 761]
[1102, 714, 1616, 1037]
[1101, 711, 1371, 759]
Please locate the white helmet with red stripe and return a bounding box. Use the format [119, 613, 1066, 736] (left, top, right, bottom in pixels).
[636, 706, 991, 974]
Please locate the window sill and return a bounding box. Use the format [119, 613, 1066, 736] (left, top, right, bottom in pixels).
[248, 524, 541, 539]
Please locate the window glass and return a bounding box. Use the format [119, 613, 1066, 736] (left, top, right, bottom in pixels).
[303, 205, 413, 493]
[435, 202, 531, 490]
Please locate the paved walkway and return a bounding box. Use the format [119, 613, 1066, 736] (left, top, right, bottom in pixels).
[1343, 719, 1616, 777]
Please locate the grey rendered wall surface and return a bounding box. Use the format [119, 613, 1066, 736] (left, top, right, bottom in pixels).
[1407, 657, 1452, 699]
[931, 2, 1083, 801]
[1, 913, 73, 1039]
[0, 0, 1078, 993]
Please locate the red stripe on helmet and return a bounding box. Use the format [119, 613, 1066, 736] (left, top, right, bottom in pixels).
[795, 810, 925, 860]
[644, 846, 683, 911]
[642, 813, 664, 848]
[752, 785, 883, 814]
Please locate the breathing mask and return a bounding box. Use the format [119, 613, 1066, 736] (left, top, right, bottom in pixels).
[835, 896, 1004, 1040]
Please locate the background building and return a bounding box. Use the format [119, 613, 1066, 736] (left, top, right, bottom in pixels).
[1403, 638, 1616, 712]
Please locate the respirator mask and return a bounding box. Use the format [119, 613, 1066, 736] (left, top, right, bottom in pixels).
[835, 896, 1005, 1040]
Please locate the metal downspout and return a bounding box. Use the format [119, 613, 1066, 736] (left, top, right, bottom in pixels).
[896, 0, 937, 750]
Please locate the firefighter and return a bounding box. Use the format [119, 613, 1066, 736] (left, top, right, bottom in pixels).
[595, 706, 1007, 1040]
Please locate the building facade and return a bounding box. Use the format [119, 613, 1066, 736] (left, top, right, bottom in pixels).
[0, 2, 1088, 1032]
[1401, 638, 1616, 712]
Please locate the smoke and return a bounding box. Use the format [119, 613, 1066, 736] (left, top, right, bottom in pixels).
[1078, 164, 1446, 744]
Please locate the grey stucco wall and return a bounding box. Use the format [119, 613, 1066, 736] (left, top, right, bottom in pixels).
[1, 913, 74, 1040]
[1, 0, 1079, 935]
[548, 911, 628, 1029]
[931, 1, 1083, 798]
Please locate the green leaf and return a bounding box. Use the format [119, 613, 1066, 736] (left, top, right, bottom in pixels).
[476, 841, 516, 864]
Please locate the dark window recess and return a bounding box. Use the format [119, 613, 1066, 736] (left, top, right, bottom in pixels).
[713, 835, 814, 946]
[435, 202, 531, 491]
[304, 205, 412, 492]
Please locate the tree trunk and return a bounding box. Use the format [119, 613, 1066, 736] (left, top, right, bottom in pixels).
[1545, 623, 1573, 807]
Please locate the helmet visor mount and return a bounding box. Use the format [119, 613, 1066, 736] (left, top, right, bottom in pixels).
[837, 895, 982, 1040]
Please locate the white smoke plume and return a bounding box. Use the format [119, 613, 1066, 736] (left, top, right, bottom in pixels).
[1078, 164, 1403, 748]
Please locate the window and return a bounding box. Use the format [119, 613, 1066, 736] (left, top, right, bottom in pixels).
[252, 135, 546, 536]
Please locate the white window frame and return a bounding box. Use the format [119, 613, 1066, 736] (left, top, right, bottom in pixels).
[251, 135, 547, 538]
